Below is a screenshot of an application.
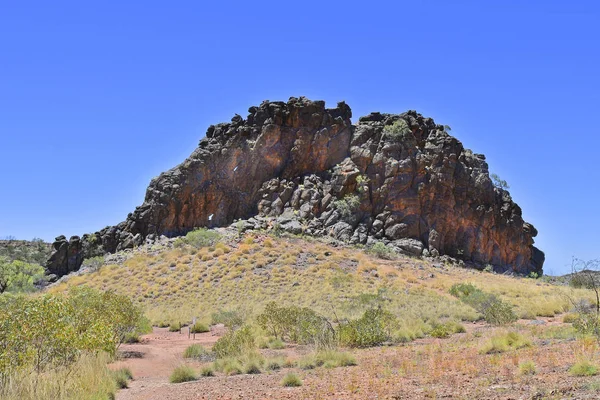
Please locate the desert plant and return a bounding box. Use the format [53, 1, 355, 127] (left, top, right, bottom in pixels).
[519, 360, 536, 375]
[183, 344, 209, 359]
[200, 366, 214, 377]
[169, 365, 197, 383]
[383, 119, 411, 141]
[479, 331, 531, 354]
[369, 242, 395, 260]
[112, 367, 133, 389]
[449, 283, 516, 325]
[570, 360, 598, 376]
[174, 228, 221, 249]
[169, 322, 181, 332]
[281, 372, 302, 387]
[211, 309, 244, 330]
[490, 173, 510, 190]
[212, 325, 255, 359]
[190, 322, 210, 333]
[333, 194, 360, 218]
[338, 308, 399, 348]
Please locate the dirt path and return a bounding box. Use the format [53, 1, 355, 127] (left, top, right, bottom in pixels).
[113, 327, 222, 400]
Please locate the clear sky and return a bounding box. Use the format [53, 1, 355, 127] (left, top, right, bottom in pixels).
[1, 1, 598, 275]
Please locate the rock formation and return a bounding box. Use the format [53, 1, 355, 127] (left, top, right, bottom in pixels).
[46, 97, 544, 279]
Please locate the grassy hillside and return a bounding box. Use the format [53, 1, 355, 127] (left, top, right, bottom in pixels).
[49, 229, 586, 333]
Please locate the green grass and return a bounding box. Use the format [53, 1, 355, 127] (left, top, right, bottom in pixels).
[297, 350, 357, 370]
[479, 331, 532, 354]
[200, 366, 214, 377]
[190, 322, 210, 333]
[112, 367, 133, 389]
[570, 360, 598, 377]
[281, 372, 302, 387]
[183, 344, 209, 359]
[518, 361, 536, 375]
[169, 365, 197, 383]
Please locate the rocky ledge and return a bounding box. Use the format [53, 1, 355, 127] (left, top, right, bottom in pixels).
[46, 97, 544, 279]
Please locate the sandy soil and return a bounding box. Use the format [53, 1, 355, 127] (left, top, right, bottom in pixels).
[113, 319, 600, 400]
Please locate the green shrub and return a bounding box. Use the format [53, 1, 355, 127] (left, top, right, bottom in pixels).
[243, 359, 262, 374]
[563, 313, 579, 324]
[338, 308, 399, 348]
[316, 351, 357, 368]
[169, 323, 181, 332]
[212, 325, 255, 359]
[383, 119, 411, 141]
[570, 360, 598, 376]
[122, 332, 140, 344]
[211, 310, 244, 330]
[169, 365, 197, 383]
[265, 357, 284, 371]
[369, 242, 395, 260]
[183, 344, 209, 359]
[200, 365, 214, 377]
[479, 331, 531, 354]
[112, 368, 133, 389]
[333, 194, 360, 218]
[281, 372, 303, 387]
[449, 283, 517, 325]
[213, 358, 243, 375]
[430, 321, 464, 338]
[190, 322, 210, 333]
[174, 228, 221, 249]
[519, 360, 536, 375]
[256, 302, 336, 349]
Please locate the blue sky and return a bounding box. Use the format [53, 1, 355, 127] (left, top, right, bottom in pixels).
[1, 1, 598, 275]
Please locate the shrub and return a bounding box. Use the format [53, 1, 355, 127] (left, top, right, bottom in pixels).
[183, 344, 209, 359]
[338, 308, 399, 348]
[369, 242, 395, 260]
[200, 365, 214, 377]
[112, 367, 133, 389]
[122, 332, 141, 344]
[169, 323, 181, 332]
[570, 360, 598, 376]
[315, 351, 357, 368]
[213, 358, 243, 375]
[265, 357, 284, 371]
[430, 321, 465, 338]
[212, 325, 255, 359]
[175, 228, 221, 249]
[479, 331, 531, 354]
[383, 119, 411, 141]
[333, 194, 361, 218]
[519, 360, 536, 375]
[256, 302, 336, 349]
[169, 365, 197, 383]
[211, 310, 244, 330]
[563, 313, 579, 324]
[190, 322, 210, 333]
[281, 372, 303, 387]
[449, 283, 517, 325]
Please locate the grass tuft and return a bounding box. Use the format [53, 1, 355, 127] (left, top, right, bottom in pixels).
[281, 372, 303, 387]
[169, 365, 197, 383]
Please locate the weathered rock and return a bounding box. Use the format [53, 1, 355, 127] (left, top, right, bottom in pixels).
[46, 97, 544, 278]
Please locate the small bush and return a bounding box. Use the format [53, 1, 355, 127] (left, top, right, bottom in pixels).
[122, 332, 141, 343]
[333, 194, 361, 218]
[383, 119, 411, 141]
[563, 313, 579, 324]
[243, 359, 262, 374]
[213, 358, 243, 375]
[200, 365, 214, 377]
[112, 368, 133, 389]
[316, 351, 357, 368]
[169, 323, 181, 332]
[480, 331, 532, 354]
[265, 357, 284, 371]
[190, 322, 210, 333]
[338, 308, 399, 348]
[430, 321, 465, 339]
[212, 325, 255, 358]
[369, 242, 395, 260]
[183, 344, 209, 359]
[519, 360, 536, 375]
[211, 309, 244, 329]
[281, 372, 303, 387]
[169, 365, 197, 383]
[570, 360, 598, 376]
[450, 283, 517, 325]
[175, 228, 221, 249]
[268, 338, 286, 349]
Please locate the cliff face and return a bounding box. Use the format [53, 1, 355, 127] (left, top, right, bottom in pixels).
[46, 97, 544, 279]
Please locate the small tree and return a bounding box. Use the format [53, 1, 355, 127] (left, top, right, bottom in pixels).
[567, 258, 600, 339]
[490, 173, 510, 190]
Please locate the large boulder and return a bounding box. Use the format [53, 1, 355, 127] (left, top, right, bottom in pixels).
[46, 97, 544, 278]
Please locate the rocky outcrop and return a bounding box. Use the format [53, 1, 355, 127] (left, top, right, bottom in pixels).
[46, 97, 544, 279]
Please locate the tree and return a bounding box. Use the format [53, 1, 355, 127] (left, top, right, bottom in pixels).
[490, 173, 510, 190]
[567, 258, 600, 339]
[0, 257, 45, 294]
